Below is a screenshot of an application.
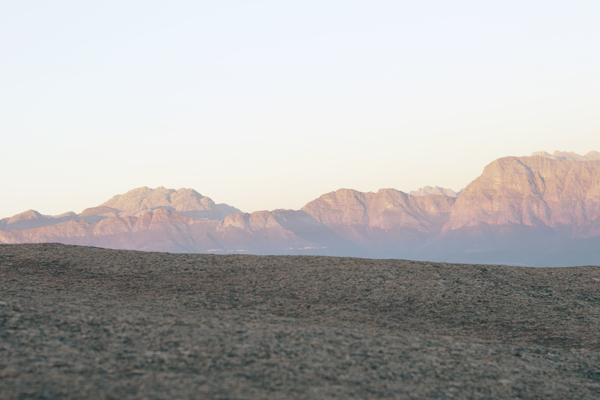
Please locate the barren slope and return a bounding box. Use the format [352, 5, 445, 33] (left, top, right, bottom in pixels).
[2, 244, 600, 399]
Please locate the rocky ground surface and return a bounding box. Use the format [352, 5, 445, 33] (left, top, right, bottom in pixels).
[1, 243, 600, 399]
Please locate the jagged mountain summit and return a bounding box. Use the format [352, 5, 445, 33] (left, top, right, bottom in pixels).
[100, 186, 241, 220]
[1, 152, 600, 266]
[531, 150, 600, 161]
[409, 186, 461, 197]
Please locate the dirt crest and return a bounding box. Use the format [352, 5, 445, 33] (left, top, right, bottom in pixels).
[1, 243, 600, 399]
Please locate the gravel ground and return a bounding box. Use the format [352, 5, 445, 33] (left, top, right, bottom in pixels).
[1, 243, 600, 399]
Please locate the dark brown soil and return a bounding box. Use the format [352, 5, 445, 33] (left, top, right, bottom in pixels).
[1, 243, 600, 399]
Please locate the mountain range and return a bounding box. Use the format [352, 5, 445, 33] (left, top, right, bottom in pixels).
[2, 151, 600, 267]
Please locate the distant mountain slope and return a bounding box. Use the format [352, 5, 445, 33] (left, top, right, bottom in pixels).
[209, 209, 361, 256]
[301, 188, 455, 256]
[0, 208, 360, 256]
[302, 188, 455, 233]
[531, 150, 600, 161]
[409, 186, 461, 197]
[0, 187, 241, 232]
[0, 209, 215, 253]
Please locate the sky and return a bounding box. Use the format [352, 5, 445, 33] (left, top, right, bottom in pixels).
[1, 0, 599, 217]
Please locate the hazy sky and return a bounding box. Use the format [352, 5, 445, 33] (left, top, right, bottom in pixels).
[2, 1, 599, 217]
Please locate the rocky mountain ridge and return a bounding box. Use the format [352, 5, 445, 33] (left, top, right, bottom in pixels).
[1, 151, 599, 266]
[100, 186, 240, 220]
[409, 186, 461, 197]
[531, 150, 600, 161]
[0, 187, 241, 231]
[444, 155, 600, 231]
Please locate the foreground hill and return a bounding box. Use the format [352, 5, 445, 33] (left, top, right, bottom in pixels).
[1, 244, 600, 399]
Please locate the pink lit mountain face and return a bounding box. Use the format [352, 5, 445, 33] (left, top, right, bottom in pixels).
[2, 152, 600, 267]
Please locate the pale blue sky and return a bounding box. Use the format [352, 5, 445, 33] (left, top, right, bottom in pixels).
[2, 1, 599, 217]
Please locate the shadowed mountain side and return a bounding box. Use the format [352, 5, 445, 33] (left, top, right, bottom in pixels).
[418, 224, 580, 267]
[0, 209, 363, 257]
[208, 210, 365, 256]
[79, 206, 120, 218]
[422, 239, 600, 268]
[78, 206, 121, 224]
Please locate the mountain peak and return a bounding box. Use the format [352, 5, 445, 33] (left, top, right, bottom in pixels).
[530, 150, 600, 161]
[101, 187, 205, 214]
[100, 186, 241, 220]
[7, 209, 44, 224]
[409, 186, 461, 197]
